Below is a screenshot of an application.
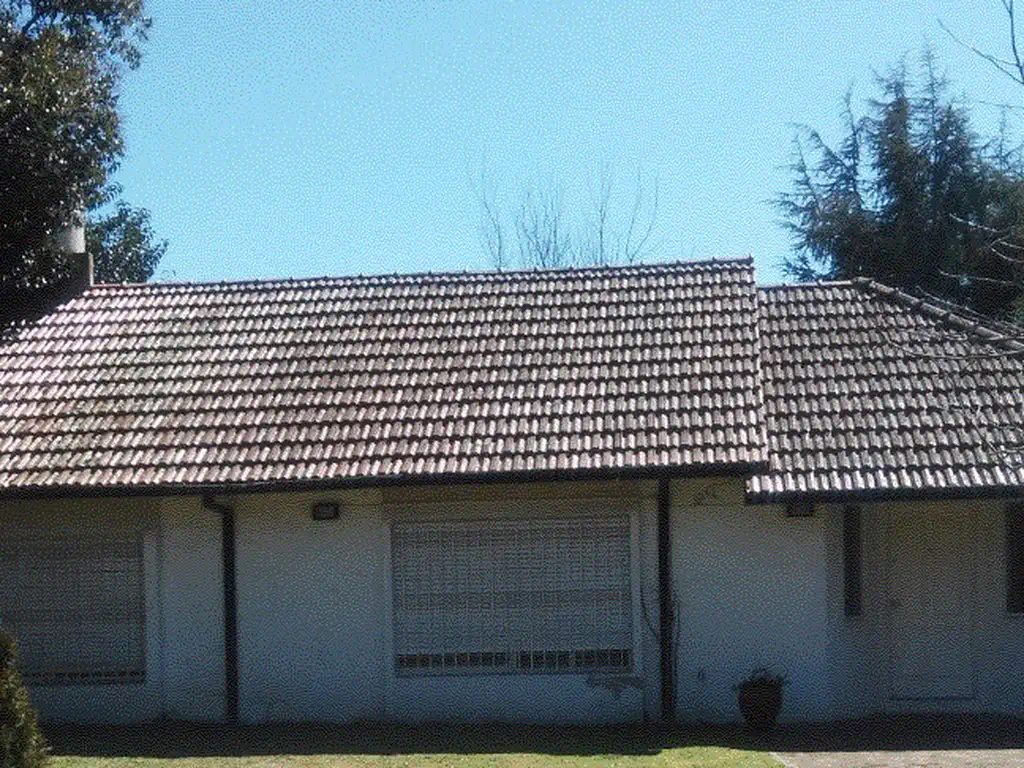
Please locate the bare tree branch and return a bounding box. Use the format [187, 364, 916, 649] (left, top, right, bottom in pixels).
[515, 187, 575, 269]
[1007, 0, 1024, 86]
[939, 269, 1022, 288]
[588, 169, 613, 266]
[940, 0, 1024, 86]
[474, 166, 660, 270]
[940, 18, 1024, 86]
[470, 170, 507, 270]
[621, 171, 659, 264]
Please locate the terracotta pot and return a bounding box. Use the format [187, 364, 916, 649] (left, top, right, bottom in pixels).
[737, 680, 783, 731]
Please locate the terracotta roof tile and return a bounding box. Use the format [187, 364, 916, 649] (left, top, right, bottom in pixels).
[6, 261, 1021, 500]
[0, 260, 764, 494]
[750, 280, 1024, 499]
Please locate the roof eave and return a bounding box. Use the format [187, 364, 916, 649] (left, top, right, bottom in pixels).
[746, 483, 1024, 506]
[0, 460, 769, 502]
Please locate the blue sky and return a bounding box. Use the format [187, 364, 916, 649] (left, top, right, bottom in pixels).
[115, 1, 1023, 285]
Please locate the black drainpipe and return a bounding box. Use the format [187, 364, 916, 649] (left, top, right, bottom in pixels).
[203, 495, 239, 724]
[657, 477, 675, 723]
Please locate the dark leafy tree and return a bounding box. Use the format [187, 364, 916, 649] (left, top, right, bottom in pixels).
[0, 0, 163, 312]
[87, 197, 165, 283]
[776, 55, 1024, 318]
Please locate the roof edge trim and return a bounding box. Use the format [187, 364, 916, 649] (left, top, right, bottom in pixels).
[0, 460, 766, 502]
[854, 278, 1024, 355]
[747, 483, 1024, 506]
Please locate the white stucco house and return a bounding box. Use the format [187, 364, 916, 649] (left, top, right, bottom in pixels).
[0, 257, 1021, 725]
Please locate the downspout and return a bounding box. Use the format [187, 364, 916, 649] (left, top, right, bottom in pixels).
[657, 477, 675, 723]
[203, 495, 239, 724]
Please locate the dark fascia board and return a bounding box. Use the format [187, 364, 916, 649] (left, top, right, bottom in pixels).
[0, 460, 764, 502]
[747, 483, 1024, 506]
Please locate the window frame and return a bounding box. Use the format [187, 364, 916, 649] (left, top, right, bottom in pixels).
[0, 531, 147, 685]
[389, 514, 636, 677]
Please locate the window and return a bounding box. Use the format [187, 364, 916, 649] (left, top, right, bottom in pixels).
[0, 533, 145, 683]
[391, 516, 633, 675]
[1007, 504, 1024, 614]
[843, 506, 862, 617]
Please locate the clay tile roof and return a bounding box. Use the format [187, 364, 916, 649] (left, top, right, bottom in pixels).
[750, 279, 1024, 500]
[0, 259, 765, 496]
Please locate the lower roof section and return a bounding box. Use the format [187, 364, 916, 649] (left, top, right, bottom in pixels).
[751, 280, 1024, 501]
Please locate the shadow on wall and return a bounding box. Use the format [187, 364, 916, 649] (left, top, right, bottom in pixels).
[42, 715, 1024, 759]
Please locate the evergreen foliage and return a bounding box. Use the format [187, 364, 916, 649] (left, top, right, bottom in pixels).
[0, 632, 48, 768]
[776, 53, 1024, 318]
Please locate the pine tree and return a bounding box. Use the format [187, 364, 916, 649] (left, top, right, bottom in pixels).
[776, 53, 1024, 317]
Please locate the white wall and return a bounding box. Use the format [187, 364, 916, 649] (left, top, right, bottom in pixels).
[3, 479, 659, 725]
[234, 488, 388, 723]
[158, 496, 225, 721]
[670, 489, 1024, 723]
[821, 505, 883, 718]
[10, 483, 1019, 725]
[0, 494, 225, 723]
[232, 480, 660, 724]
[970, 500, 1024, 715]
[670, 478, 830, 723]
[826, 499, 1024, 717]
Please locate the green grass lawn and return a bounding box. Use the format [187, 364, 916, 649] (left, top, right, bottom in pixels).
[44, 723, 784, 768]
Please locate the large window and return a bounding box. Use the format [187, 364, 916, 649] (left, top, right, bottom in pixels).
[0, 533, 145, 683]
[391, 516, 633, 675]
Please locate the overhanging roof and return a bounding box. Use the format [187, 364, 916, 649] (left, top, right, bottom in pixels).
[0, 259, 766, 497]
[750, 279, 1024, 501]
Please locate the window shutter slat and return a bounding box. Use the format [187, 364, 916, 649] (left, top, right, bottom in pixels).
[392, 517, 632, 674]
[0, 534, 145, 682]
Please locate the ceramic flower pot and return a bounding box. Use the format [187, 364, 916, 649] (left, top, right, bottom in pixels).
[737, 679, 783, 731]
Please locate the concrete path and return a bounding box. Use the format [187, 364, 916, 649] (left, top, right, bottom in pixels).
[763, 715, 1024, 768]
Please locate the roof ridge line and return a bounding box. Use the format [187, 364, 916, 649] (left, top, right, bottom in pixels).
[758, 279, 857, 292]
[853, 277, 1024, 354]
[88, 257, 756, 292]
